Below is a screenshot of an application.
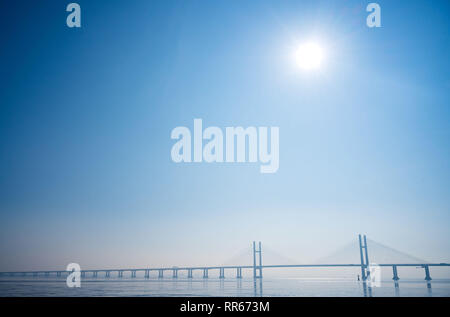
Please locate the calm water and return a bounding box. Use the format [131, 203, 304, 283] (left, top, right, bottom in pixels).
[0, 277, 449, 297]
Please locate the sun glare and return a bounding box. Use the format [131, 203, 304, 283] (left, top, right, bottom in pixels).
[295, 42, 324, 70]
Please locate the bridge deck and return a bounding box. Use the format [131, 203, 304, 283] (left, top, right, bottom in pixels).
[0, 263, 449, 275]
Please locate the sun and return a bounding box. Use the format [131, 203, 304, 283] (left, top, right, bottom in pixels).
[295, 42, 324, 70]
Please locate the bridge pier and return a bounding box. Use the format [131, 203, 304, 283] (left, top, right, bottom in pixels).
[237, 267, 242, 279]
[105, 271, 110, 278]
[219, 268, 225, 279]
[158, 269, 164, 279]
[424, 265, 432, 281]
[81, 271, 85, 278]
[172, 269, 178, 278]
[188, 269, 193, 278]
[118, 270, 123, 278]
[93, 271, 98, 278]
[57, 271, 61, 277]
[145, 270, 150, 279]
[131, 270, 137, 278]
[392, 265, 399, 281]
[203, 269, 208, 278]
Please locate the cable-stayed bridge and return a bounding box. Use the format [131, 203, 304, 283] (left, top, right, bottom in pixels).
[0, 235, 448, 281]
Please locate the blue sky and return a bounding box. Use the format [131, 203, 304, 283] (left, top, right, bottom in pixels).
[0, 0, 449, 271]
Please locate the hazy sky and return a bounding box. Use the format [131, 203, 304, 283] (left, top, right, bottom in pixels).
[0, 0, 449, 271]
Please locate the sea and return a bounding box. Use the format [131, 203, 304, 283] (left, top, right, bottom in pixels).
[0, 277, 449, 297]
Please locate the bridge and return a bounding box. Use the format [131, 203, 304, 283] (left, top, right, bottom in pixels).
[0, 235, 448, 281]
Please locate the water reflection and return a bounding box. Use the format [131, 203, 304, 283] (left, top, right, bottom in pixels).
[361, 282, 373, 297]
[426, 281, 432, 297]
[253, 278, 263, 297]
[394, 281, 400, 297]
[362, 280, 434, 297]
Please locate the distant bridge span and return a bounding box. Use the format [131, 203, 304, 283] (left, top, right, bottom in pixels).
[0, 235, 448, 281]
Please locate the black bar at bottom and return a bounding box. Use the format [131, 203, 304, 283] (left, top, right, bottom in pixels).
[0, 297, 448, 315]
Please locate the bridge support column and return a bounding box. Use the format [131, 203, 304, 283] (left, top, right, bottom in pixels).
[172, 269, 178, 278]
[219, 268, 225, 279]
[358, 234, 368, 281]
[131, 270, 136, 278]
[258, 242, 263, 278]
[145, 270, 150, 279]
[253, 241, 263, 279]
[81, 271, 85, 278]
[392, 266, 399, 281]
[158, 269, 164, 279]
[363, 235, 370, 279]
[203, 269, 208, 279]
[237, 267, 242, 279]
[118, 270, 123, 278]
[424, 265, 432, 281]
[188, 269, 193, 278]
[105, 271, 110, 278]
[93, 271, 98, 278]
[57, 271, 61, 277]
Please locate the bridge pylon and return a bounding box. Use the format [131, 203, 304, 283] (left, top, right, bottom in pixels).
[253, 241, 263, 279]
[358, 234, 370, 281]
